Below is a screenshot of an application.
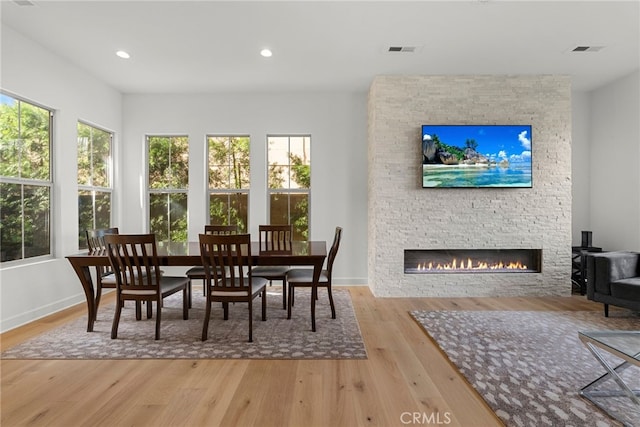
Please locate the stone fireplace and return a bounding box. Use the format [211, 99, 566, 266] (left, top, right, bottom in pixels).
[367, 75, 572, 297]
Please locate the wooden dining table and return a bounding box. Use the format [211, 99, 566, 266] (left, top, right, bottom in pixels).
[66, 240, 327, 333]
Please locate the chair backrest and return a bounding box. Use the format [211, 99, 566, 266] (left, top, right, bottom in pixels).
[104, 234, 161, 292]
[86, 227, 119, 255]
[258, 224, 292, 253]
[326, 227, 343, 275]
[204, 225, 237, 235]
[199, 233, 253, 293]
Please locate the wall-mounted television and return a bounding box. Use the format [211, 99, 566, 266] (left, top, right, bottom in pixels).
[422, 124, 532, 188]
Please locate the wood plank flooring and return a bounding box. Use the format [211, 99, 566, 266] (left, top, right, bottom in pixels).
[1, 286, 603, 427]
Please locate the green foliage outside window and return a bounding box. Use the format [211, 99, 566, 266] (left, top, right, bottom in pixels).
[148, 136, 189, 242]
[208, 136, 249, 232]
[0, 94, 51, 262]
[267, 136, 310, 240]
[77, 122, 112, 248]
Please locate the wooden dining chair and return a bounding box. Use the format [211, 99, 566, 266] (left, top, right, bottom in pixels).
[199, 233, 267, 342]
[104, 233, 189, 340]
[185, 225, 237, 305]
[286, 226, 342, 320]
[251, 224, 292, 310]
[85, 227, 119, 318]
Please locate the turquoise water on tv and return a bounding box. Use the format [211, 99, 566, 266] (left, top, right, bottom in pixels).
[422, 164, 532, 188]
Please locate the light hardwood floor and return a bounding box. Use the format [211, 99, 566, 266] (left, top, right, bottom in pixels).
[1, 286, 602, 427]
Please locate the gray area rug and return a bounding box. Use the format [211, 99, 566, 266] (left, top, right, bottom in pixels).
[411, 310, 640, 427]
[2, 288, 367, 360]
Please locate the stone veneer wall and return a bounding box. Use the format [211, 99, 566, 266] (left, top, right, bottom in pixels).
[368, 75, 572, 297]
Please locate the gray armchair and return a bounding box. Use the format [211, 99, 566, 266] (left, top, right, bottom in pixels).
[585, 251, 640, 316]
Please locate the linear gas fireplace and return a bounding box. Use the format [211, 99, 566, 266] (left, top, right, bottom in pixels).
[404, 249, 542, 274]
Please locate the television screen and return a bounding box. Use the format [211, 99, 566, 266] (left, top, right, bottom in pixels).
[421, 124, 532, 188]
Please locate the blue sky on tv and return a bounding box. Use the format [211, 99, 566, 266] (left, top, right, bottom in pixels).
[422, 125, 532, 164]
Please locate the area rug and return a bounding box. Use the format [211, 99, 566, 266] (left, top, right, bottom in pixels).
[2, 288, 367, 360]
[410, 310, 640, 427]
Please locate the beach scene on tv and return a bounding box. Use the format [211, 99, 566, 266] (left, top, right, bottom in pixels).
[422, 124, 532, 188]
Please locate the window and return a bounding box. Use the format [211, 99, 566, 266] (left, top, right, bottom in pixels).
[267, 135, 310, 241]
[77, 122, 112, 249]
[147, 135, 189, 242]
[0, 93, 53, 263]
[207, 135, 249, 232]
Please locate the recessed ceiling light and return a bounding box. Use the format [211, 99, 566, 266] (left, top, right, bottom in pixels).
[260, 48, 273, 58]
[116, 50, 130, 59]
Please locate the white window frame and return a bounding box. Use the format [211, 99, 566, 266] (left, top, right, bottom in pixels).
[77, 121, 113, 249]
[0, 91, 54, 265]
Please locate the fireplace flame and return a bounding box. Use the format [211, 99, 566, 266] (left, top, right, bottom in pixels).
[416, 257, 528, 271]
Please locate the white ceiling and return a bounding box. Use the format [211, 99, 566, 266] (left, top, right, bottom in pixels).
[2, 0, 639, 94]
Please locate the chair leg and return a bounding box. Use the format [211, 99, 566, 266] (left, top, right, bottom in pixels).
[262, 288, 267, 321]
[282, 278, 287, 310]
[183, 288, 189, 320]
[187, 280, 192, 309]
[155, 301, 161, 340]
[202, 296, 212, 341]
[287, 285, 293, 319]
[604, 303, 609, 317]
[223, 302, 229, 320]
[327, 286, 336, 319]
[135, 301, 142, 320]
[111, 298, 122, 339]
[146, 300, 153, 319]
[248, 299, 253, 342]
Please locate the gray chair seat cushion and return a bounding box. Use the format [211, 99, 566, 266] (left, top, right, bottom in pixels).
[287, 268, 329, 284]
[186, 266, 221, 278]
[611, 278, 640, 302]
[251, 266, 290, 277]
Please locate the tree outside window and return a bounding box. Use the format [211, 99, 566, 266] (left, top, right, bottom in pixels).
[208, 135, 249, 232]
[148, 135, 188, 242]
[267, 135, 310, 241]
[77, 122, 112, 249]
[0, 93, 52, 263]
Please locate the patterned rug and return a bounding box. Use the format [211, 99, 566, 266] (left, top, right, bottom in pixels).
[410, 310, 640, 427]
[2, 288, 367, 360]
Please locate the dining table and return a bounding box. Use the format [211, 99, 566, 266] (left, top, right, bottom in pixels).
[66, 240, 327, 333]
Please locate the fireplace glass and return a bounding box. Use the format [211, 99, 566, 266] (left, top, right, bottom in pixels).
[404, 249, 542, 274]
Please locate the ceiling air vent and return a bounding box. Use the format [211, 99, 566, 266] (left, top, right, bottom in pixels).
[571, 45, 605, 52]
[388, 46, 417, 53]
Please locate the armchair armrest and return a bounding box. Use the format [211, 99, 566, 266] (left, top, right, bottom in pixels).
[586, 251, 640, 297]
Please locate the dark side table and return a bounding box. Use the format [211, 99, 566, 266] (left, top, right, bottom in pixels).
[572, 246, 602, 295]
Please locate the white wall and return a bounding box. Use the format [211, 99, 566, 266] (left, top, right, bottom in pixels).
[589, 70, 640, 251]
[120, 92, 369, 284]
[570, 90, 592, 245]
[0, 26, 123, 332]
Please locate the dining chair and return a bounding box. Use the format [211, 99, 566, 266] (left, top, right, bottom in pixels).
[251, 224, 292, 310]
[85, 227, 119, 318]
[286, 226, 342, 320]
[104, 233, 189, 340]
[185, 225, 237, 305]
[199, 233, 267, 342]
